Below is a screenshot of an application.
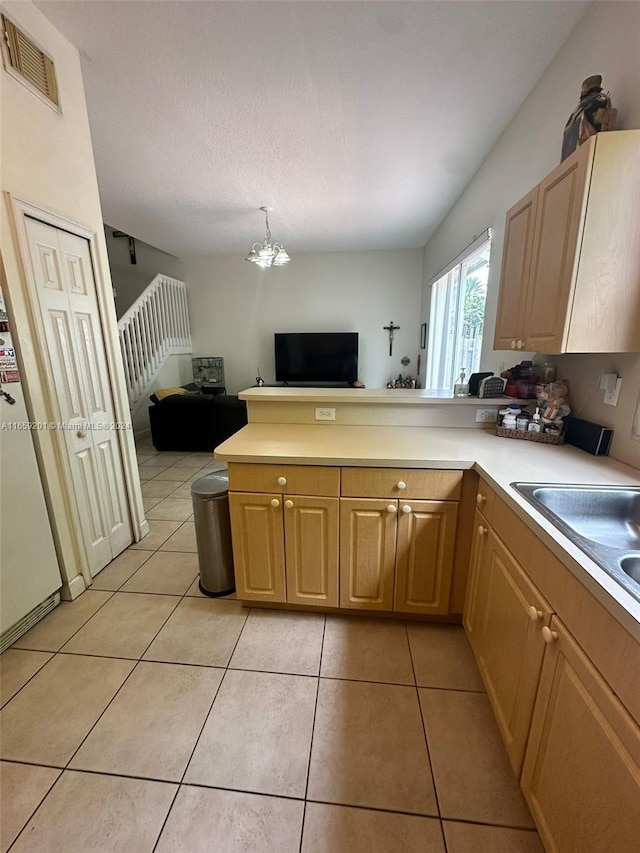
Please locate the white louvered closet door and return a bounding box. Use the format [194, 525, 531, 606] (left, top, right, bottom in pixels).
[25, 217, 132, 576]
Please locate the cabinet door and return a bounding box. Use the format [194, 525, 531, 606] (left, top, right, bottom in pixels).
[466, 527, 553, 775]
[228, 492, 286, 602]
[284, 495, 339, 608]
[522, 617, 640, 853]
[340, 499, 397, 610]
[462, 511, 490, 644]
[493, 187, 538, 351]
[394, 500, 458, 615]
[525, 140, 593, 353]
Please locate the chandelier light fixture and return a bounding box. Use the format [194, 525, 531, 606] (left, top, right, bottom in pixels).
[245, 206, 291, 268]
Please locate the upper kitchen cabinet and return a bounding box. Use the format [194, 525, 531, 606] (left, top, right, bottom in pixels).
[494, 130, 640, 354]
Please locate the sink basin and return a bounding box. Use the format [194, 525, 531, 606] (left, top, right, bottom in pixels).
[511, 483, 640, 602]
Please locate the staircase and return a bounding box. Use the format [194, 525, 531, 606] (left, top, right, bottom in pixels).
[118, 274, 192, 409]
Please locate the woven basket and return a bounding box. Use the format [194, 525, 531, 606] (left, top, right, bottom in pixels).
[495, 426, 564, 445]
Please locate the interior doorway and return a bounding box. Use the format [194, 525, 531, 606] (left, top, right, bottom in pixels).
[23, 216, 132, 576]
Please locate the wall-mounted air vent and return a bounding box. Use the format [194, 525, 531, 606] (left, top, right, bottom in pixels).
[2, 14, 60, 108]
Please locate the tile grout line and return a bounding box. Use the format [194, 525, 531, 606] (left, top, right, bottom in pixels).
[150, 591, 253, 851]
[298, 613, 326, 853]
[5, 767, 64, 853]
[403, 619, 448, 850]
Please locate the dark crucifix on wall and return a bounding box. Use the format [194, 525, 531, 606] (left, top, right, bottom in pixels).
[383, 321, 400, 356]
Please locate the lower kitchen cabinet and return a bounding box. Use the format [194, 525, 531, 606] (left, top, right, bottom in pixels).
[229, 491, 339, 606]
[394, 500, 458, 615]
[284, 495, 339, 607]
[339, 499, 397, 610]
[464, 513, 552, 774]
[229, 492, 286, 602]
[521, 616, 640, 853]
[339, 498, 458, 613]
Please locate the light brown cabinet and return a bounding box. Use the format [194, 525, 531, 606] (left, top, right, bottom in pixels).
[494, 130, 640, 354]
[468, 479, 640, 850]
[339, 497, 458, 614]
[228, 464, 340, 607]
[464, 513, 552, 774]
[229, 463, 462, 616]
[340, 468, 460, 614]
[521, 616, 640, 853]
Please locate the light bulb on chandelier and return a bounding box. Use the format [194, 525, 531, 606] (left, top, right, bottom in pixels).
[245, 206, 291, 268]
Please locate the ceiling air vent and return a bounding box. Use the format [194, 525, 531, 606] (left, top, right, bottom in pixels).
[2, 14, 60, 108]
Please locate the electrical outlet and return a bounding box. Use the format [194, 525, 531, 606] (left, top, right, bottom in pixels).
[603, 378, 622, 407]
[315, 407, 336, 421]
[475, 409, 498, 423]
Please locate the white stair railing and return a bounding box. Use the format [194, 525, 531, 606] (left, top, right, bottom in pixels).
[117, 274, 191, 408]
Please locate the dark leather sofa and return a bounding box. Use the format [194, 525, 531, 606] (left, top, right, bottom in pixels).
[148, 386, 247, 452]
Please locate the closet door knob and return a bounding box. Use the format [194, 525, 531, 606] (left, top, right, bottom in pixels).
[277, 477, 287, 486]
[270, 499, 280, 508]
[527, 605, 543, 622]
[387, 504, 397, 513]
[401, 504, 412, 513]
[284, 500, 294, 509]
[397, 481, 406, 490]
[476, 494, 486, 507]
[542, 626, 558, 644]
[478, 525, 487, 536]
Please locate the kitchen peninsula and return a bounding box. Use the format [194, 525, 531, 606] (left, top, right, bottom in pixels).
[216, 386, 639, 629]
[215, 386, 640, 852]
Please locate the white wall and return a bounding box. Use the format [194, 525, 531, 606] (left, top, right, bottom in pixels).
[104, 225, 184, 317]
[184, 250, 424, 394]
[0, 0, 145, 591]
[420, 1, 640, 468]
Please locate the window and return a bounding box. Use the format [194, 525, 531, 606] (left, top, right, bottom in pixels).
[424, 233, 491, 392]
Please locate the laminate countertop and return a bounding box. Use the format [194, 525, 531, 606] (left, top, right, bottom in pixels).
[215, 423, 640, 638]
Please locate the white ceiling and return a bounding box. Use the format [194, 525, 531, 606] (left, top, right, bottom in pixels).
[37, 1, 588, 257]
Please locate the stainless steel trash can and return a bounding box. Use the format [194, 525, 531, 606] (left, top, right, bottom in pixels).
[191, 471, 235, 597]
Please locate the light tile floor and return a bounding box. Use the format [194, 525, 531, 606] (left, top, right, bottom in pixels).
[0, 443, 545, 852]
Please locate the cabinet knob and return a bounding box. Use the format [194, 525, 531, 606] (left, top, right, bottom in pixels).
[511, 340, 516, 349]
[401, 504, 412, 513]
[397, 481, 406, 490]
[387, 504, 397, 513]
[270, 498, 280, 508]
[478, 525, 487, 536]
[517, 339, 524, 349]
[542, 626, 558, 644]
[476, 493, 486, 507]
[527, 605, 543, 622]
[277, 476, 287, 486]
[284, 499, 294, 509]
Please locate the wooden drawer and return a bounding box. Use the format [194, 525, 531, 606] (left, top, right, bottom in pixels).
[228, 463, 340, 497]
[341, 467, 462, 500]
[475, 477, 496, 524]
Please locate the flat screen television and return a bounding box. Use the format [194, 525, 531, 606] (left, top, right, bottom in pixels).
[274, 332, 358, 385]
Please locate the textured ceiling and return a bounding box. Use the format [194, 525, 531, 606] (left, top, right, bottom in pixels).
[37, 1, 588, 256]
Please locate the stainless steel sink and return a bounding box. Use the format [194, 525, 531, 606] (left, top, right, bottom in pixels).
[511, 483, 640, 602]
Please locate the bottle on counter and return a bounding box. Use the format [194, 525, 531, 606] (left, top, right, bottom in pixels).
[528, 408, 543, 433]
[502, 411, 518, 429]
[499, 403, 521, 426]
[454, 368, 469, 397]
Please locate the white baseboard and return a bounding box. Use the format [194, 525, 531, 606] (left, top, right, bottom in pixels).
[61, 573, 87, 601]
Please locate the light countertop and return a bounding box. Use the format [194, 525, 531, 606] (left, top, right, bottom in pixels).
[215, 423, 640, 638]
[240, 387, 519, 406]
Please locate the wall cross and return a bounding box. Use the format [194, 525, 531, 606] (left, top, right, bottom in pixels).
[383, 321, 400, 356]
